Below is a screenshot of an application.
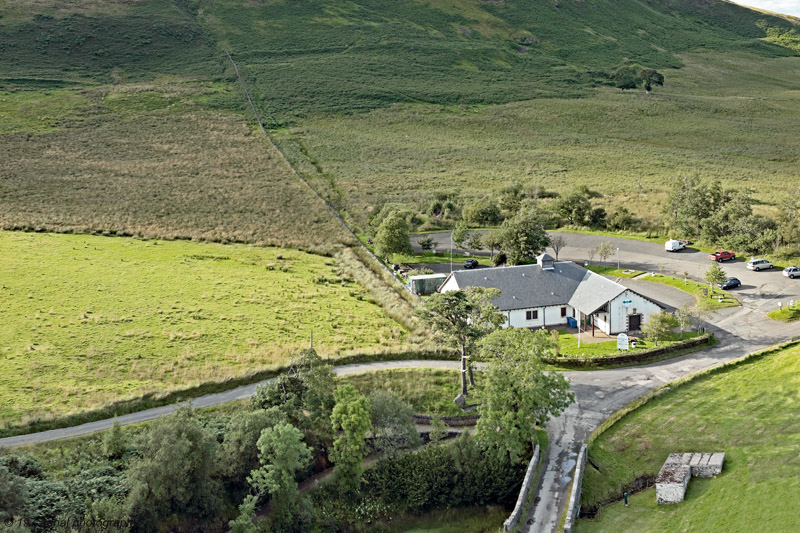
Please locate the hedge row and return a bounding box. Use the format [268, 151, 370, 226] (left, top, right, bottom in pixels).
[542, 333, 714, 368]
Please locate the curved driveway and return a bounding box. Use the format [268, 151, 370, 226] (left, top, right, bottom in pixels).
[3, 233, 800, 533]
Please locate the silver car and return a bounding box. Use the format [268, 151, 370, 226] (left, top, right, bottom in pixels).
[784, 266, 800, 279]
[747, 258, 774, 271]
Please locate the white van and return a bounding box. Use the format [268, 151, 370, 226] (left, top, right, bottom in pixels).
[746, 258, 774, 271]
[665, 239, 685, 252]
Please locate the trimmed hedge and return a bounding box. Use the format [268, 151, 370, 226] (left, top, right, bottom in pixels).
[542, 333, 714, 368]
[0, 348, 457, 439]
[364, 435, 524, 513]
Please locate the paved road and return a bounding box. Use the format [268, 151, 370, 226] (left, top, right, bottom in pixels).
[0, 360, 464, 448]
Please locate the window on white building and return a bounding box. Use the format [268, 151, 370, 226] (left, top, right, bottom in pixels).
[526, 310, 538, 321]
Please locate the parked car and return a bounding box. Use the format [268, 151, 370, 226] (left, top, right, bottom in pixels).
[665, 239, 685, 252]
[783, 266, 800, 279]
[464, 259, 479, 269]
[709, 250, 736, 262]
[747, 258, 774, 271]
[720, 277, 741, 290]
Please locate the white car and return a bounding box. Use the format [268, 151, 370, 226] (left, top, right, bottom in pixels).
[747, 258, 774, 271]
[784, 266, 800, 279]
[665, 239, 685, 252]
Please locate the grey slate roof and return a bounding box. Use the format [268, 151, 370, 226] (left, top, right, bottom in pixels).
[445, 261, 626, 314]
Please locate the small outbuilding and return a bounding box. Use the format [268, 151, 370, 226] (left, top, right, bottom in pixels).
[407, 273, 447, 295]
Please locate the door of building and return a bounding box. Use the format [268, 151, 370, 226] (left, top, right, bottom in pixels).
[628, 314, 642, 331]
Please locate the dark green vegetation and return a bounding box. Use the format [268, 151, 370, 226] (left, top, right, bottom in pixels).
[2, 352, 524, 532]
[576, 342, 800, 532]
[0, 0, 223, 84]
[200, 0, 798, 125]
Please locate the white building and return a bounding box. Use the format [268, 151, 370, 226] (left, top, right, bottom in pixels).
[439, 253, 662, 335]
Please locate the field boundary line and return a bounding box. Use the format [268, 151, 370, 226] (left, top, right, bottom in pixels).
[223, 49, 416, 297]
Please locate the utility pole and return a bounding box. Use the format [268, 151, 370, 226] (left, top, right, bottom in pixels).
[450, 230, 453, 273]
[617, 247, 620, 270]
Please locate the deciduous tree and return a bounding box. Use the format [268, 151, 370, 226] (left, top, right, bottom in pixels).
[499, 209, 551, 265]
[641, 311, 678, 346]
[330, 385, 372, 495]
[368, 390, 421, 453]
[477, 329, 573, 463]
[548, 234, 568, 261]
[705, 261, 727, 288]
[640, 69, 664, 93]
[415, 288, 505, 403]
[374, 211, 413, 260]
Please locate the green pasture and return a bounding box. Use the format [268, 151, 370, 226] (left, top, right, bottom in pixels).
[638, 272, 740, 311]
[577, 342, 800, 532]
[0, 232, 408, 428]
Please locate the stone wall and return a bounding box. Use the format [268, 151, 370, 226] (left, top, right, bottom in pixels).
[656, 452, 725, 504]
[563, 444, 588, 533]
[503, 443, 541, 532]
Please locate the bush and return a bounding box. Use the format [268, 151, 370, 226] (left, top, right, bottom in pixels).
[493, 252, 507, 266]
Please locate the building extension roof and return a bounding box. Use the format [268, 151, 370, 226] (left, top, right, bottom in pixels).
[442, 261, 627, 315]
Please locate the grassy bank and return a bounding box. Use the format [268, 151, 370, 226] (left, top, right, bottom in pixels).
[342, 369, 481, 418]
[576, 341, 800, 532]
[767, 306, 800, 322]
[0, 232, 410, 429]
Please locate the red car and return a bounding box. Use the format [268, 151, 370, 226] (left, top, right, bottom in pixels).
[709, 250, 736, 262]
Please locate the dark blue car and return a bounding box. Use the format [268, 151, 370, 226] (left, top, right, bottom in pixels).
[464, 259, 479, 269]
[720, 277, 741, 290]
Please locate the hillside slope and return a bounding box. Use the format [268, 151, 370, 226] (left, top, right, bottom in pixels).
[198, 0, 799, 125]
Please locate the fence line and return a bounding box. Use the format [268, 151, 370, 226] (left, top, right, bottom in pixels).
[223, 50, 417, 297]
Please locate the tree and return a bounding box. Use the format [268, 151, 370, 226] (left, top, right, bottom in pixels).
[594, 240, 615, 266]
[498, 182, 524, 218]
[640, 69, 664, 93]
[675, 304, 698, 337]
[463, 197, 501, 226]
[368, 390, 421, 453]
[477, 329, 573, 463]
[415, 288, 506, 403]
[418, 236, 437, 252]
[374, 211, 413, 260]
[451, 221, 470, 250]
[126, 406, 221, 530]
[330, 385, 372, 495]
[554, 192, 592, 226]
[705, 261, 727, 289]
[248, 423, 312, 503]
[227, 495, 258, 533]
[607, 206, 637, 231]
[103, 418, 128, 460]
[467, 231, 484, 252]
[0, 465, 27, 524]
[641, 311, 678, 346]
[481, 230, 502, 259]
[548, 234, 568, 261]
[218, 408, 287, 492]
[613, 65, 641, 91]
[499, 209, 551, 266]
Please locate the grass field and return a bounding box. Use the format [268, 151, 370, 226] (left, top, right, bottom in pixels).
[0, 231, 410, 428]
[342, 369, 481, 417]
[576, 342, 800, 532]
[767, 305, 800, 322]
[273, 51, 800, 228]
[0, 82, 355, 251]
[638, 272, 740, 311]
